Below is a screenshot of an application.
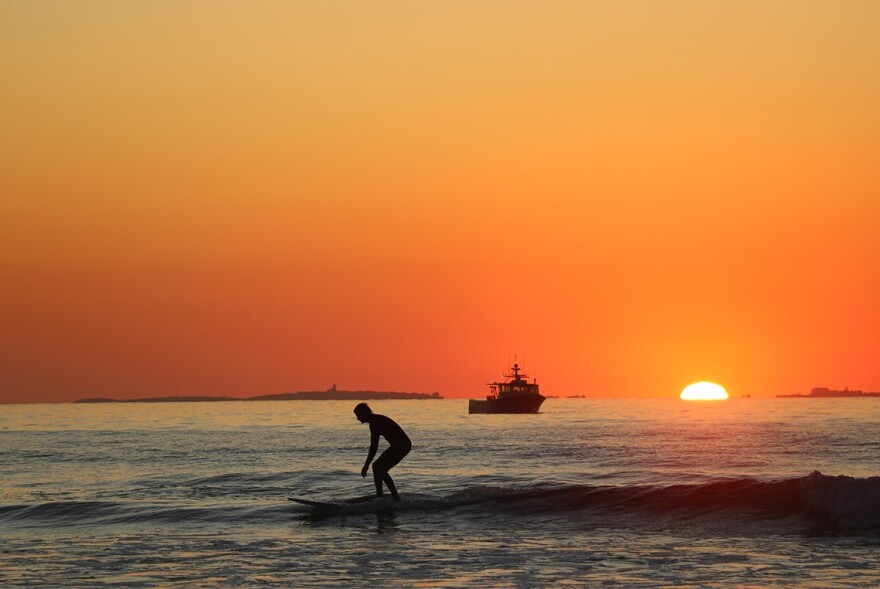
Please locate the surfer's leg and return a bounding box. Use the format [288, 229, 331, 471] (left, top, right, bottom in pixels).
[383, 472, 399, 501]
[372, 445, 410, 501]
[371, 466, 398, 500]
[372, 467, 384, 497]
[372, 454, 390, 497]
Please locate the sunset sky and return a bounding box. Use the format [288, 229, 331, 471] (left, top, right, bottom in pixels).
[2, 1, 878, 403]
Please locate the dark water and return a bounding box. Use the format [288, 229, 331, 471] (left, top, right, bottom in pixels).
[1, 399, 878, 587]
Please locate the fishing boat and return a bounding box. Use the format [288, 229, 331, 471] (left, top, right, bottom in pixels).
[469, 362, 545, 414]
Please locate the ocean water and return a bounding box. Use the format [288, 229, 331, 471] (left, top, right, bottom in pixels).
[1, 398, 878, 587]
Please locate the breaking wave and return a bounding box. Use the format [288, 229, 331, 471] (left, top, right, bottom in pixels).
[2, 472, 878, 533]
[437, 471, 880, 532]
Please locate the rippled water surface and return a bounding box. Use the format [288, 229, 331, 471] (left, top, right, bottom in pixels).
[1, 399, 878, 587]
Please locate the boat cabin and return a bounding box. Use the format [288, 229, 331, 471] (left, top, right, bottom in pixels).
[488, 363, 540, 400]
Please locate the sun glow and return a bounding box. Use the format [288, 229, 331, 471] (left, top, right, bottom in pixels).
[680, 382, 729, 401]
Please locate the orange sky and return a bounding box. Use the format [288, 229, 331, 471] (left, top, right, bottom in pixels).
[1, 1, 878, 403]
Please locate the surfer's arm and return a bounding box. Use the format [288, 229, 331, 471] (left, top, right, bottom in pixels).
[361, 430, 379, 477]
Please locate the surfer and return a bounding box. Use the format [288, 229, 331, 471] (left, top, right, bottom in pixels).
[354, 403, 411, 501]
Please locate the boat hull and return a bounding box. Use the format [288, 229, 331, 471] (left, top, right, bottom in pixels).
[468, 394, 545, 414]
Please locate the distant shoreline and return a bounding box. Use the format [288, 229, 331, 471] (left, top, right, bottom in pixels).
[75, 389, 443, 403]
[777, 387, 880, 398]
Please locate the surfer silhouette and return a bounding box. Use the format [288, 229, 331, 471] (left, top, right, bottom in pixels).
[354, 403, 411, 501]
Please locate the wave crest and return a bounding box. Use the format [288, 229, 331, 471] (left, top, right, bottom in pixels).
[2, 472, 877, 533]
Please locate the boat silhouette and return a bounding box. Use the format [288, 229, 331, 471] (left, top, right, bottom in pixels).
[469, 362, 545, 414]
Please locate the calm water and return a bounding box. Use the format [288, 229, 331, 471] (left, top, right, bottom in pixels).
[1, 398, 878, 587]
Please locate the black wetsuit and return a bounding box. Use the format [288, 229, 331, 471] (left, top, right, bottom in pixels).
[369, 414, 412, 472]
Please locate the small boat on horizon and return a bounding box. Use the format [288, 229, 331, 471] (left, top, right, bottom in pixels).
[468, 362, 546, 414]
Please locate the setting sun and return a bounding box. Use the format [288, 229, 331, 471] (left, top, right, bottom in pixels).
[680, 382, 729, 401]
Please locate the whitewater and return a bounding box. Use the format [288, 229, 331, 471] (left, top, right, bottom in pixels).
[1, 398, 878, 587]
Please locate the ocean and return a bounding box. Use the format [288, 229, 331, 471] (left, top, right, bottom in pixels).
[1, 398, 878, 587]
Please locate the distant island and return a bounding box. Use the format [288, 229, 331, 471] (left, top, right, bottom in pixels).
[77, 396, 239, 403]
[777, 387, 880, 398]
[76, 385, 442, 403]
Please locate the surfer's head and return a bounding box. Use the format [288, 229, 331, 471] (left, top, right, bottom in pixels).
[353, 402, 372, 423]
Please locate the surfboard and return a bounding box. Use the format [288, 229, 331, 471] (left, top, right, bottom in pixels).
[288, 494, 391, 510]
[288, 497, 343, 509]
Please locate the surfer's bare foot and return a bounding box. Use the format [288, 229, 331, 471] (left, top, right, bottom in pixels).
[392, 495, 401, 501]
